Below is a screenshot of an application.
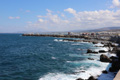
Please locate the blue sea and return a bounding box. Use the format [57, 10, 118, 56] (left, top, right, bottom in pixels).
[0, 34, 109, 80]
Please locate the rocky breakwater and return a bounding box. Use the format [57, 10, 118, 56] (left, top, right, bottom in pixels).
[22, 34, 90, 39]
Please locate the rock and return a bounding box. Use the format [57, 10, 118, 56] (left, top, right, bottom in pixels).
[112, 47, 118, 52]
[92, 51, 98, 54]
[87, 49, 98, 54]
[100, 54, 111, 62]
[110, 56, 118, 60]
[87, 49, 93, 53]
[101, 42, 104, 44]
[88, 58, 94, 60]
[116, 49, 120, 59]
[88, 76, 97, 80]
[92, 42, 98, 44]
[99, 50, 106, 53]
[111, 44, 117, 47]
[76, 78, 84, 80]
[102, 70, 108, 74]
[109, 60, 120, 72]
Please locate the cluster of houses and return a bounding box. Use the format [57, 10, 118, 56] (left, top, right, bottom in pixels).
[68, 31, 120, 37]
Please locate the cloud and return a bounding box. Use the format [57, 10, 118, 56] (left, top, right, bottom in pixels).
[26, 10, 31, 12]
[113, 0, 120, 7]
[26, 8, 120, 32]
[37, 15, 46, 18]
[8, 16, 14, 19]
[111, 0, 120, 8]
[64, 8, 76, 15]
[8, 16, 20, 19]
[38, 19, 44, 22]
[16, 16, 20, 19]
[61, 13, 65, 17]
[46, 9, 52, 13]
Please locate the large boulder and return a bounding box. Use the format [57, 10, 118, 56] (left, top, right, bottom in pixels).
[110, 56, 118, 60]
[87, 49, 98, 54]
[99, 50, 106, 53]
[112, 47, 118, 53]
[109, 60, 120, 72]
[92, 42, 98, 44]
[87, 49, 92, 53]
[100, 54, 111, 62]
[102, 70, 108, 74]
[88, 76, 97, 80]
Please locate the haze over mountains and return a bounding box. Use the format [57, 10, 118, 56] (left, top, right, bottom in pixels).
[7, 26, 120, 33]
[72, 27, 120, 32]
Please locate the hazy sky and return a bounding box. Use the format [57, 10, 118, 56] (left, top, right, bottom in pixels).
[0, 0, 120, 33]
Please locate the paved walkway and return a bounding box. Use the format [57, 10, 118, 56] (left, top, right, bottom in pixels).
[114, 70, 120, 80]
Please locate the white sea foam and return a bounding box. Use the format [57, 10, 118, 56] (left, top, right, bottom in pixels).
[93, 47, 109, 52]
[97, 63, 116, 80]
[63, 40, 68, 42]
[39, 41, 116, 80]
[39, 73, 79, 80]
[80, 42, 89, 43]
[71, 43, 82, 45]
[39, 59, 110, 80]
[51, 57, 56, 59]
[66, 61, 72, 63]
[59, 39, 63, 42]
[94, 43, 104, 47]
[54, 39, 58, 42]
[54, 39, 63, 42]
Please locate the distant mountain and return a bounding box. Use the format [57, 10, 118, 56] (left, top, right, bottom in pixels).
[16, 28, 48, 33]
[72, 27, 120, 32]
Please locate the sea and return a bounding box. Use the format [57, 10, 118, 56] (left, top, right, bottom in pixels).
[0, 34, 113, 80]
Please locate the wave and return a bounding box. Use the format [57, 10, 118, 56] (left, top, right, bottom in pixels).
[54, 39, 63, 42]
[51, 57, 56, 60]
[40, 39, 116, 80]
[39, 61, 110, 80]
[94, 43, 104, 47]
[93, 47, 109, 52]
[71, 43, 83, 45]
[39, 56, 111, 80]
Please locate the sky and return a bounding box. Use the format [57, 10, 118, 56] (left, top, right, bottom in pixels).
[0, 0, 120, 33]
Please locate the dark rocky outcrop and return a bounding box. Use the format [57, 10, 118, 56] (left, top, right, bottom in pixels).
[109, 49, 120, 72]
[109, 60, 120, 72]
[87, 49, 92, 53]
[100, 54, 111, 62]
[92, 42, 98, 44]
[101, 42, 104, 44]
[111, 47, 118, 53]
[99, 50, 106, 53]
[87, 49, 98, 54]
[76, 78, 84, 80]
[88, 76, 97, 80]
[102, 70, 108, 74]
[88, 58, 94, 60]
[110, 56, 118, 60]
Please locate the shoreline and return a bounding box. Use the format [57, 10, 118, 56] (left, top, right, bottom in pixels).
[22, 34, 120, 80]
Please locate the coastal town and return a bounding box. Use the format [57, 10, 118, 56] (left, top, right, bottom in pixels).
[22, 30, 120, 43]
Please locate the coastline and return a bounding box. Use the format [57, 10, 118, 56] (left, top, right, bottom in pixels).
[22, 34, 120, 80]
